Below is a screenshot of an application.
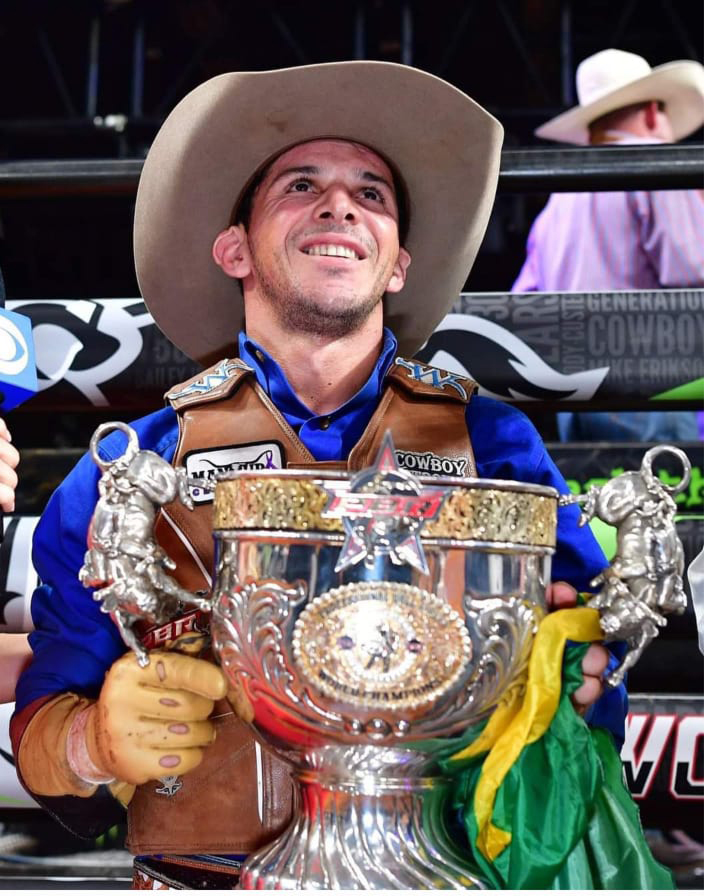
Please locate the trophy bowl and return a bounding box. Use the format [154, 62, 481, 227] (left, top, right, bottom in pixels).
[209, 443, 558, 889]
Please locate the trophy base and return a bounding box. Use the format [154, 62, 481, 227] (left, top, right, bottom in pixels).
[239, 769, 486, 890]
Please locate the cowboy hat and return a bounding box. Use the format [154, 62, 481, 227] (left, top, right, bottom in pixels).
[134, 61, 502, 365]
[535, 49, 704, 145]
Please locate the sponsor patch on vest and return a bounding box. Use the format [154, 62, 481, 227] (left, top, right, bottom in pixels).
[167, 358, 251, 400]
[395, 450, 467, 478]
[395, 357, 469, 400]
[185, 441, 283, 503]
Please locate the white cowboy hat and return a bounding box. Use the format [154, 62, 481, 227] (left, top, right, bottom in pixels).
[133, 61, 503, 365]
[535, 48, 704, 145]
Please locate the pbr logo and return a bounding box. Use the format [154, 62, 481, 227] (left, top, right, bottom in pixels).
[185, 441, 283, 503]
[395, 450, 467, 478]
[323, 433, 448, 575]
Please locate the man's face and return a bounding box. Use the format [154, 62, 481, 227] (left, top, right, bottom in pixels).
[240, 139, 410, 339]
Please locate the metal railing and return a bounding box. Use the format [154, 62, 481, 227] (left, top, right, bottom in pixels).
[0, 144, 700, 197]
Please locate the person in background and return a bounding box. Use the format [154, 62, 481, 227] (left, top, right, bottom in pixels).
[0, 415, 28, 702]
[513, 48, 704, 442]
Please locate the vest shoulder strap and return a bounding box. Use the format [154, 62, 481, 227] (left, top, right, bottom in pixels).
[387, 356, 476, 404]
[165, 358, 254, 412]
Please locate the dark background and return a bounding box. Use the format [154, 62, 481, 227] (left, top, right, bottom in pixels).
[0, 0, 701, 303]
[0, 1, 701, 861]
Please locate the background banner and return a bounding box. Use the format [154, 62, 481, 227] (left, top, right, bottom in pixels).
[8, 290, 703, 411]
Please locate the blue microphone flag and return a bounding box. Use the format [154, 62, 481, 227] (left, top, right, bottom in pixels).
[0, 308, 38, 409]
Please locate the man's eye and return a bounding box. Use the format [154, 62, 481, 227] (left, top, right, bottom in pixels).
[361, 187, 384, 202]
[288, 180, 312, 193]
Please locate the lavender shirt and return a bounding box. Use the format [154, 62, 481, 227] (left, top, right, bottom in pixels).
[512, 135, 703, 441]
[512, 187, 704, 292]
[513, 134, 704, 292]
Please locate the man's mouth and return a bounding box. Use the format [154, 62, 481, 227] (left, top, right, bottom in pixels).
[302, 244, 361, 260]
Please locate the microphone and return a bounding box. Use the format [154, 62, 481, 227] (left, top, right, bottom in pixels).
[0, 268, 37, 410]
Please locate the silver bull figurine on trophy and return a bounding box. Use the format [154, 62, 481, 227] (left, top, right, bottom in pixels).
[560, 444, 690, 687]
[80, 425, 691, 889]
[78, 421, 212, 667]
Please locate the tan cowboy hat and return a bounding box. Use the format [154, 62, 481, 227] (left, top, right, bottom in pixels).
[134, 61, 502, 365]
[536, 49, 704, 145]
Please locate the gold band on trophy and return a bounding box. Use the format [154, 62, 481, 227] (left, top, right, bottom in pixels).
[214, 477, 556, 547]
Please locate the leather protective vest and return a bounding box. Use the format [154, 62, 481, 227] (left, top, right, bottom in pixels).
[126, 356, 476, 855]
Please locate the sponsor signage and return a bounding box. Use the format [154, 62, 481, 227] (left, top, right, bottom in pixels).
[623, 694, 704, 829]
[421, 290, 703, 410]
[184, 442, 283, 504]
[0, 516, 39, 633]
[7, 290, 703, 410]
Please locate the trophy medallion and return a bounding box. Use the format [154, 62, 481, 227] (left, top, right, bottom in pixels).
[292, 581, 472, 713]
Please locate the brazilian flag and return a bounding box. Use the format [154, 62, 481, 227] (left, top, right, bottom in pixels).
[423, 609, 674, 889]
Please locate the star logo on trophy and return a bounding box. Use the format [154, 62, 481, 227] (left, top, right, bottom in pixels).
[321, 432, 448, 574]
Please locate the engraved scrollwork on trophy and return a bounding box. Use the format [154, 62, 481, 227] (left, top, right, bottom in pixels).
[404, 595, 540, 738]
[211, 580, 355, 733]
[460, 595, 539, 713]
[214, 478, 341, 532]
[214, 478, 557, 546]
[211, 580, 300, 692]
[424, 488, 555, 546]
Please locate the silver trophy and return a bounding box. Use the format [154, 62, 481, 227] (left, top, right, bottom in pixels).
[82, 427, 691, 889]
[209, 434, 555, 889]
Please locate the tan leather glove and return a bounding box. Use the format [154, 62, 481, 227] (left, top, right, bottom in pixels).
[84, 650, 228, 785]
[18, 650, 227, 796]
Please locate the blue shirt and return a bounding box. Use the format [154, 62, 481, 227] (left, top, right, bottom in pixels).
[18, 328, 625, 746]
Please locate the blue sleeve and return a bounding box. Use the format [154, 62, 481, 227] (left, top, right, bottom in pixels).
[466, 396, 626, 745]
[467, 396, 607, 590]
[15, 407, 179, 712]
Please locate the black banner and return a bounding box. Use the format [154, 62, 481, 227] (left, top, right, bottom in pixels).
[418, 290, 704, 411]
[0, 515, 38, 633]
[7, 291, 704, 411]
[7, 298, 199, 411]
[624, 694, 704, 831]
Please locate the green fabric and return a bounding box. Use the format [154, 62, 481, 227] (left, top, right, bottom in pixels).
[429, 645, 674, 890]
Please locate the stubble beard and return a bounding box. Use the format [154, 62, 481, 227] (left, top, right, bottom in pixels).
[250, 250, 388, 340]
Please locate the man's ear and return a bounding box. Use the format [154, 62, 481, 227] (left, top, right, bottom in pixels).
[386, 247, 412, 294]
[212, 225, 252, 279]
[643, 100, 659, 131]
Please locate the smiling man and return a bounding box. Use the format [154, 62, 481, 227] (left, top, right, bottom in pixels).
[213, 139, 411, 416]
[9, 62, 649, 889]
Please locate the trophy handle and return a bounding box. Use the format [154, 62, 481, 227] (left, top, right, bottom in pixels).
[80, 421, 212, 667]
[561, 445, 691, 687]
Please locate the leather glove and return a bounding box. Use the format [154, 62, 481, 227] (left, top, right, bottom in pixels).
[75, 650, 228, 786]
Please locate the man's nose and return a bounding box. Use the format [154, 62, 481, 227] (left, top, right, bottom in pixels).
[315, 185, 357, 223]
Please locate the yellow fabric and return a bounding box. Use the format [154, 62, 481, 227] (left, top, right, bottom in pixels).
[18, 693, 98, 797]
[449, 607, 603, 860]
